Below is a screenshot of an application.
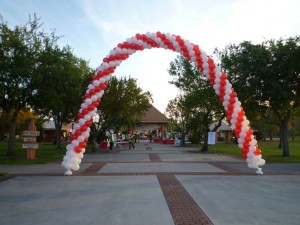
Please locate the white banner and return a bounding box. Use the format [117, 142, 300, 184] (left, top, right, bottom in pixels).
[208, 132, 216, 145]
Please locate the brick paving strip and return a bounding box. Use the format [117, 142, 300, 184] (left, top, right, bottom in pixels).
[157, 174, 214, 225]
[148, 153, 162, 162]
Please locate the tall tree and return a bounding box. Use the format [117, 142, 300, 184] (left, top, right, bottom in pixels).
[165, 95, 189, 145]
[33, 44, 92, 149]
[168, 55, 225, 150]
[217, 36, 300, 156]
[0, 15, 43, 155]
[96, 76, 152, 140]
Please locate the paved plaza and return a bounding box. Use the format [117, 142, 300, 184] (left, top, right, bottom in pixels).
[0, 142, 300, 225]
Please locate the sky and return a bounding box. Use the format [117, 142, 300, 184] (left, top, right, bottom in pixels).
[1, 0, 299, 113]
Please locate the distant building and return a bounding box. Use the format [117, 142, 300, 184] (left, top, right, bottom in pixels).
[209, 120, 233, 142]
[136, 105, 169, 140]
[42, 121, 73, 141]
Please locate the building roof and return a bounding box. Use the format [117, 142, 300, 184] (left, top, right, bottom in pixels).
[209, 120, 232, 131]
[140, 105, 169, 124]
[42, 121, 73, 131]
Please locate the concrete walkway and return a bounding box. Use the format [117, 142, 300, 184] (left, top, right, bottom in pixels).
[0, 142, 299, 225]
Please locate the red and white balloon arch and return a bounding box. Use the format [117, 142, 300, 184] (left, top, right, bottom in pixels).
[62, 31, 265, 175]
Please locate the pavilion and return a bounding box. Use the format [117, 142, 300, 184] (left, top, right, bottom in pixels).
[136, 104, 169, 141]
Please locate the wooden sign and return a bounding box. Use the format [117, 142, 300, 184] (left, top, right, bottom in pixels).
[22, 143, 39, 149]
[23, 137, 36, 142]
[22, 131, 40, 136]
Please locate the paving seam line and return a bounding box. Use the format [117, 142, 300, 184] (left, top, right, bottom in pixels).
[157, 174, 214, 225]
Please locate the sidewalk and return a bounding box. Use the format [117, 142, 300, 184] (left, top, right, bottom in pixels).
[0, 142, 299, 225]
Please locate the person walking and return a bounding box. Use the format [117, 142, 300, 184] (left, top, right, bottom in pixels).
[129, 136, 135, 149]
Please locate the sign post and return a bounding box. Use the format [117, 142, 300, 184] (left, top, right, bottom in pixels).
[207, 132, 217, 154]
[22, 119, 39, 159]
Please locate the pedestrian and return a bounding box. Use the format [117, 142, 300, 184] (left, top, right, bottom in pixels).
[109, 135, 114, 150]
[129, 137, 135, 149]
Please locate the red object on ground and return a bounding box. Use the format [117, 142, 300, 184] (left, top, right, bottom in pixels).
[163, 139, 175, 144]
[153, 138, 161, 143]
[99, 141, 109, 149]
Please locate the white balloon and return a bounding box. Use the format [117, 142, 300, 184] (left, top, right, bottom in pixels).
[93, 80, 100, 86]
[83, 131, 89, 138]
[230, 118, 237, 125]
[66, 150, 76, 157]
[247, 162, 258, 169]
[232, 112, 238, 119]
[213, 83, 220, 90]
[77, 152, 84, 159]
[242, 120, 250, 126]
[89, 111, 96, 117]
[71, 140, 79, 147]
[102, 62, 108, 69]
[238, 137, 244, 144]
[79, 119, 85, 125]
[96, 92, 103, 98]
[85, 98, 92, 105]
[258, 158, 265, 166]
[71, 163, 80, 171]
[241, 125, 249, 132]
[84, 114, 91, 121]
[224, 95, 230, 101]
[225, 88, 232, 95]
[240, 132, 246, 138]
[66, 144, 73, 151]
[91, 95, 97, 101]
[78, 135, 84, 142]
[233, 106, 241, 113]
[81, 103, 87, 109]
[203, 62, 209, 70]
[223, 101, 229, 107]
[249, 139, 257, 146]
[73, 123, 80, 130]
[88, 84, 94, 90]
[62, 161, 72, 170]
[247, 152, 254, 158]
[249, 146, 256, 152]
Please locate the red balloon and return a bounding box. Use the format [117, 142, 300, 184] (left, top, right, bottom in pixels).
[254, 149, 261, 155]
[74, 146, 82, 153]
[79, 142, 87, 148]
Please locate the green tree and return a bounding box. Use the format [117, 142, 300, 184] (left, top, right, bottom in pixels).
[165, 95, 189, 145]
[0, 15, 43, 155]
[217, 36, 300, 156]
[96, 76, 152, 140]
[168, 55, 225, 150]
[33, 44, 93, 149]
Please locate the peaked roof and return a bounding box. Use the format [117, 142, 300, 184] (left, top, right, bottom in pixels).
[42, 121, 73, 130]
[209, 120, 232, 131]
[140, 105, 169, 124]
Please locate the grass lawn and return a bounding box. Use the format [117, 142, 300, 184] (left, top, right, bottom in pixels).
[189, 138, 300, 163]
[0, 140, 68, 164]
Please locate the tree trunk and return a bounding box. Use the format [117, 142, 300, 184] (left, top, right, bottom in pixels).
[281, 115, 290, 157]
[201, 132, 209, 152]
[90, 124, 97, 152]
[291, 120, 294, 141]
[269, 132, 273, 141]
[278, 125, 282, 149]
[54, 116, 62, 150]
[6, 111, 18, 156]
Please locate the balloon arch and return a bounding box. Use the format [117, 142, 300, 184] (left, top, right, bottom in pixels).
[62, 32, 265, 175]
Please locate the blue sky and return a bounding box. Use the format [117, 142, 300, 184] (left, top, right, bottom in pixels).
[1, 0, 299, 112]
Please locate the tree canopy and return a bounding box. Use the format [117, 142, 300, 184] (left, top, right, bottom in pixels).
[167, 55, 225, 149]
[216, 36, 300, 156]
[95, 76, 152, 136]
